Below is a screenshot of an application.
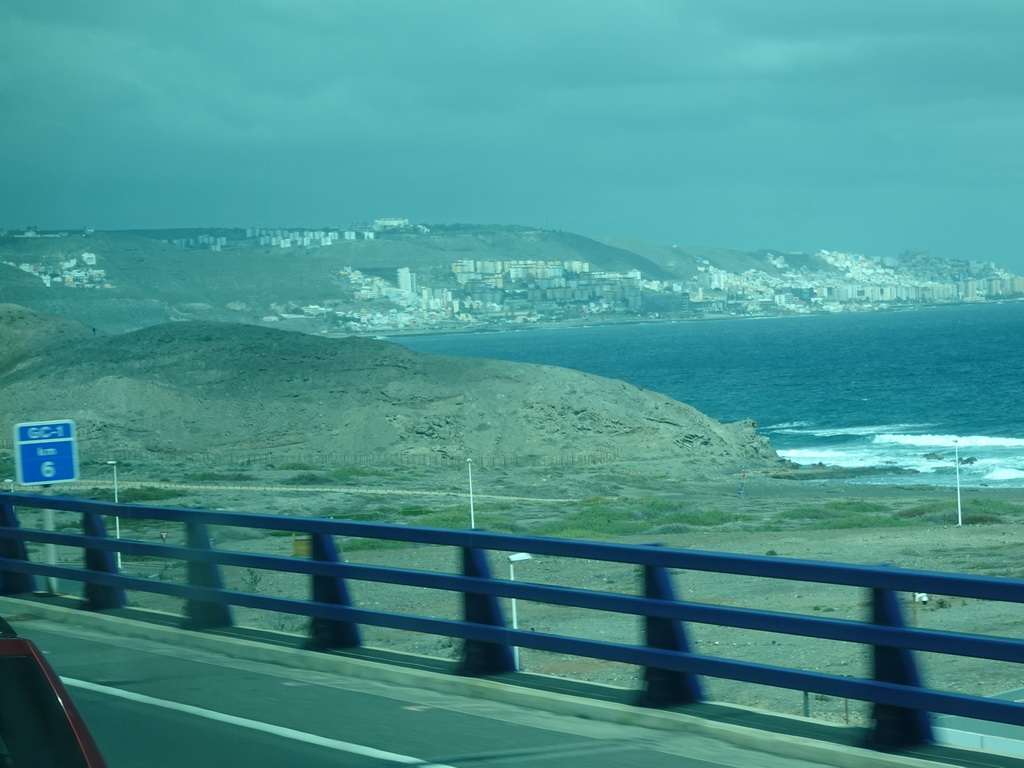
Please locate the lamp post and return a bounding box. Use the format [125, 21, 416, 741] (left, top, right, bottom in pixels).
[467, 458, 475, 529]
[953, 439, 963, 527]
[107, 461, 121, 567]
[508, 552, 532, 670]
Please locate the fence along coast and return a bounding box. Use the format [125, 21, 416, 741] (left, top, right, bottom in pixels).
[2, 490, 1024, 757]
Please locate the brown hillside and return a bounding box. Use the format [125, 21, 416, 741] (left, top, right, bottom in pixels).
[1, 307, 783, 473]
[0, 303, 99, 372]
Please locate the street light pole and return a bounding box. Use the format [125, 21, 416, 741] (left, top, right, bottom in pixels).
[953, 439, 963, 527]
[467, 458, 475, 529]
[107, 461, 121, 567]
[508, 552, 532, 671]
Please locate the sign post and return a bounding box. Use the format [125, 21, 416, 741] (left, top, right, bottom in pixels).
[14, 420, 79, 486]
[13, 420, 79, 595]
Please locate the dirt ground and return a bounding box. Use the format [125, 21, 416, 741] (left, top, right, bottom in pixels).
[341, 515, 1024, 726]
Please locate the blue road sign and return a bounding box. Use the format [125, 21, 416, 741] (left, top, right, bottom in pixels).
[14, 420, 79, 485]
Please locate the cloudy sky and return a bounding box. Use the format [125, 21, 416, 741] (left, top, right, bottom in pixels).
[3, 1, 1023, 270]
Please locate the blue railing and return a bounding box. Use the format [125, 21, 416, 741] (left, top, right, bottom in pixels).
[3, 490, 1024, 753]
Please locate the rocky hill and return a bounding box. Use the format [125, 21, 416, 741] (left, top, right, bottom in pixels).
[0, 304, 783, 474]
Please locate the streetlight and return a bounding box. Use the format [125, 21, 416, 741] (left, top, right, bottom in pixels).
[466, 458, 475, 529]
[953, 439, 963, 527]
[107, 461, 121, 567]
[508, 552, 532, 670]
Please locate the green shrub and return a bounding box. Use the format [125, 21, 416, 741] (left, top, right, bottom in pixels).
[823, 501, 889, 514]
[896, 507, 930, 518]
[87, 486, 185, 503]
[574, 496, 614, 506]
[333, 510, 386, 521]
[479, 501, 514, 512]
[125, 487, 185, 503]
[329, 465, 394, 482]
[899, 498, 1018, 523]
[397, 506, 436, 517]
[534, 506, 647, 537]
[343, 538, 410, 552]
[659, 509, 739, 527]
[278, 461, 319, 471]
[808, 514, 917, 530]
[415, 510, 473, 529]
[963, 498, 1024, 516]
[184, 471, 252, 482]
[774, 506, 835, 521]
[961, 513, 1002, 525]
[283, 472, 335, 486]
[777, 501, 890, 522]
[476, 515, 518, 533]
[638, 497, 677, 515]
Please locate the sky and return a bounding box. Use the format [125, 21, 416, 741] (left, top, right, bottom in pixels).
[2, 1, 1023, 271]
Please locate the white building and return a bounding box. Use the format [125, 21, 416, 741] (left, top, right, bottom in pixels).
[374, 218, 410, 231]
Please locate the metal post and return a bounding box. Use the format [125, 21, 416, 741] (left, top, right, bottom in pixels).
[638, 557, 703, 707]
[458, 546, 513, 676]
[306, 532, 360, 651]
[467, 458, 475, 529]
[866, 587, 932, 750]
[953, 439, 962, 527]
[107, 461, 121, 566]
[81, 512, 125, 611]
[508, 553, 532, 670]
[183, 521, 232, 630]
[41, 486, 58, 595]
[0, 499, 36, 595]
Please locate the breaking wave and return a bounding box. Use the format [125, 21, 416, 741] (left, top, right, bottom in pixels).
[873, 434, 1024, 448]
[984, 468, 1024, 481]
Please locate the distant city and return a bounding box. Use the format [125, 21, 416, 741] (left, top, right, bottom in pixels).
[4, 220, 1022, 335]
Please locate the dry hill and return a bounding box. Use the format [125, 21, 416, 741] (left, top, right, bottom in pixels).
[0, 304, 783, 474]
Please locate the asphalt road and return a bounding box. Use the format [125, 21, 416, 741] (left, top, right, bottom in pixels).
[12, 618, 841, 768]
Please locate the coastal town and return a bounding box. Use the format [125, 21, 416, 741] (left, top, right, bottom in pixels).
[4, 221, 1022, 335]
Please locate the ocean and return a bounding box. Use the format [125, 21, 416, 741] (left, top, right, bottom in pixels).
[393, 302, 1024, 489]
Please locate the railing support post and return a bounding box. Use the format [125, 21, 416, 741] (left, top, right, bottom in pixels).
[866, 587, 932, 751]
[458, 545, 514, 676]
[639, 560, 702, 707]
[81, 512, 125, 611]
[306, 533, 361, 651]
[0, 500, 35, 595]
[183, 521, 232, 630]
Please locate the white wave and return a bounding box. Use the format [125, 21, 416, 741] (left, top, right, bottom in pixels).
[780, 447, 978, 474]
[777, 449, 881, 468]
[873, 434, 1024, 448]
[764, 421, 813, 430]
[984, 468, 1024, 481]
[770, 423, 932, 437]
[778, 449, 851, 459]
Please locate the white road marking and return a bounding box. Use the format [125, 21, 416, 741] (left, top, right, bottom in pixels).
[62, 677, 456, 767]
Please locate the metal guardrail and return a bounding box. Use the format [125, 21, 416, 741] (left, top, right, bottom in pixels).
[2, 490, 1024, 753]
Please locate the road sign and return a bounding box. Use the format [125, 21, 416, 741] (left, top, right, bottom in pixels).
[14, 420, 79, 485]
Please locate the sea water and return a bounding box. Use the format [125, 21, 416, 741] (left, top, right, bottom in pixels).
[394, 302, 1024, 488]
